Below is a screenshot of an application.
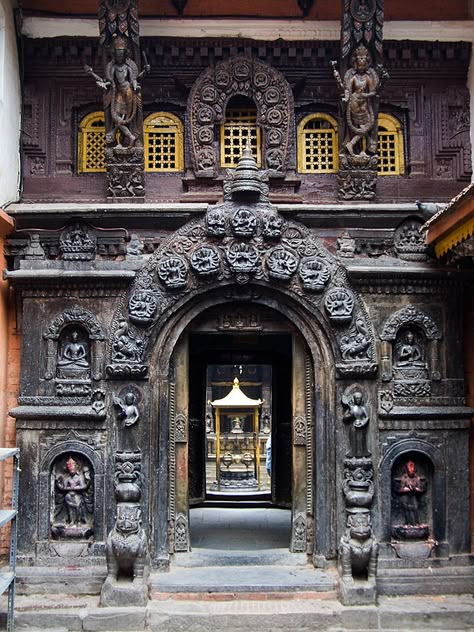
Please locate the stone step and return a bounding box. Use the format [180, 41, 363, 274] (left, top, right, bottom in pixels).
[150, 564, 337, 593]
[174, 547, 308, 567]
[8, 594, 474, 632]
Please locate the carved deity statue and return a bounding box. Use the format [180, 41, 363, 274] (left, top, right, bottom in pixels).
[57, 330, 89, 370]
[395, 330, 424, 367]
[85, 35, 149, 148]
[393, 460, 427, 527]
[114, 391, 140, 426]
[332, 45, 386, 157]
[54, 456, 92, 527]
[342, 390, 370, 458]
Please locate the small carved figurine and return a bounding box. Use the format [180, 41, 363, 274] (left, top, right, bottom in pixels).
[393, 460, 427, 527]
[57, 330, 89, 371]
[342, 390, 371, 458]
[395, 330, 424, 367]
[54, 456, 92, 527]
[114, 391, 140, 426]
[340, 510, 378, 582]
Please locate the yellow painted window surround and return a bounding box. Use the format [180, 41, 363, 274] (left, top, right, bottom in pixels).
[297, 113, 338, 174]
[78, 111, 107, 173]
[377, 113, 405, 176]
[220, 109, 261, 168]
[144, 112, 184, 172]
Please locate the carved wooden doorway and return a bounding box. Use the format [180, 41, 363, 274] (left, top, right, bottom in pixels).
[169, 303, 314, 555]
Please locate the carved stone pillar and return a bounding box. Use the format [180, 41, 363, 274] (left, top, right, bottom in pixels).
[87, 0, 148, 201]
[332, 0, 387, 200]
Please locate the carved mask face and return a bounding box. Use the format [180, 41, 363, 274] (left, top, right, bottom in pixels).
[349, 513, 371, 540]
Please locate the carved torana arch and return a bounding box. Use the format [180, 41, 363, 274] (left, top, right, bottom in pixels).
[189, 56, 294, 177]
[380, 305, 441, 341]
[107, 151, 377, 379]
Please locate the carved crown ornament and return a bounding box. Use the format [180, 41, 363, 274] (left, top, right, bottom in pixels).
[106, 150, 377, 379]
[188, 56, 294, 178]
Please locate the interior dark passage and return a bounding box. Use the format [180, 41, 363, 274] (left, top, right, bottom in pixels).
[188, 331, 292, 509]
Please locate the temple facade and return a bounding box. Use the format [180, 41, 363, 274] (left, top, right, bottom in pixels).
[0, 0, 473, 604]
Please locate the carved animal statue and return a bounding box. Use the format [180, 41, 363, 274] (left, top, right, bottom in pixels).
[106, 505, 148, 581]
[340, 511, 378, 581]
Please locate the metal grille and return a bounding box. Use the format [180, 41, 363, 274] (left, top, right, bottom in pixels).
[78, 113, 106, 173]
[297, 114, 338, 173]
[220, 110, 261, 168]
[144, 113, 184, 172]
[377, 129, 399, 175]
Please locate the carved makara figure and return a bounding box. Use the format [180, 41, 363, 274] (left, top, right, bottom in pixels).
[114, 390, 140, 426]
[85, 34, 149, 148]
[340, 510, 378, 582]
[342, 390, 370, 458]
[53, 456, 93, 536]
[332, 45, 385, 158]
[112, 319, 144, 362]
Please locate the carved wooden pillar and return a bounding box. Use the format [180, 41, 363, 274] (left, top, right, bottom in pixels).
[332, 0, 387, 200]
[91, 0, 147, 201]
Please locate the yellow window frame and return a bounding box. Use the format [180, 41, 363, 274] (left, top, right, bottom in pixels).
[144, 112, 184, 173]
[377, 113, 405, 176]
[78, 111, 106, 174]
[220, 109, 261, 168]
[297, 113, 338, 174]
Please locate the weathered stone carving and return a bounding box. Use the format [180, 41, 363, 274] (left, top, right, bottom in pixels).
[129, 290, 159, 325]
[113, 389, 140, 426]
[299, 259, 330, 292]
[342, 389, 371, 458]
[267, 248, 299, 281]
[189, 56, 294, 177]
[337, 231, 356, 258]
[226, 242, 260, 274]
[107, 158, 145, 198]
[262, 210, 284, 239]
[339, 509, 378, 604]
[293, 415, 306, 446]
[108, 318, 147, 379]
[342, 458, 374, 508]
[381, 306, 441, 342]
[101, 449, 149, 607]
[231, 208, 257, 237]
[51, 455, 93, 539]
[394, 220, 428, 261]
[325, 287, 355, 324]
[190, 245, 220, 277]
[174, 513, 189, 552]
[291, 512, 307, 553]
[158, 257, 189, 289]
[340, 318, 371, 361]
[392, 459, 428, 540]
[25, 233, 46, 260]
[56, 329, 90, 379]
[59, 222, 97, 261]
[92, 389, 106, 415]
[206, 208, 226, 236]
[395, 329, 425, 368]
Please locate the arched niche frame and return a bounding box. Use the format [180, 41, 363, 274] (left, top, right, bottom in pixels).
[106, 206, 377, 380]
[188, 56, 294, 178]
[379, 438, 445, 544]
[379, 305, 441, 382]
[38, 441, 105, 542]
[43, 306, 106, 382]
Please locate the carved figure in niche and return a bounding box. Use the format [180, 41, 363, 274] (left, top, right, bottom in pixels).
[395, 329, 424, 367]
[340, 509, 378, 582]
[85, 35, 149, 148]
[231, 208, 257, 237]
[332, 45, 386, 157]
[56, 329, 90, 380]
[342, 390, 370, 458]
[393, 460, 428, 532]
[92, 389, 106, 415]
[52, 456, 93, 538]
[114, 391, 139, 426]
[59, 222, 96, 261]
[262, 211, 283, 239]
[206, 208, 226, 236]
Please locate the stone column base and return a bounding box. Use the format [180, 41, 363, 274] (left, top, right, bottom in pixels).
[339, 577, 377, 606]
[100, 575, 149, 607]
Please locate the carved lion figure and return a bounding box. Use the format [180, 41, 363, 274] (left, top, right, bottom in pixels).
[106, 504, 148, 581]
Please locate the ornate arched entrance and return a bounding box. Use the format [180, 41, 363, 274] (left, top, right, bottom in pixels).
[107, 149, 377, 566]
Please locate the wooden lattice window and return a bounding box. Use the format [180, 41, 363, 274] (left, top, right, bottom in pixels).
[220, 107, 261, 168]
[78, 111, 106, 173]
[377, 113, 405, 176]
[144, 112, 184, 172]
[297, 113, 338, 173]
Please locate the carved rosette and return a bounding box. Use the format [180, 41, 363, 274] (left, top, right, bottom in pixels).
[189, 56, 294, 177]
[129, 290, 159, 326]
[158, 257, 189, 289]
[190, 245, 220, 277]
[324, 287, 355, 324]
[299, 259, 330, 292]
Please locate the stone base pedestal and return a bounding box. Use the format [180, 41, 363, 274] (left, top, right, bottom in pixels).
[339, 577, 377, 606]
[100, 575, 149, 607]
[106, 147, 145, 200]
[338, 154, 378, 200]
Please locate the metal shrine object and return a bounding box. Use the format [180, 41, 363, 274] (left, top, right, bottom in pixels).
[210, 378, 264, 492]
